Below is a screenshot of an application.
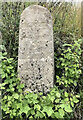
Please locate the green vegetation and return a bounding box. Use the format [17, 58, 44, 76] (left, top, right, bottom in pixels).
[0, 2, 83, 120]
[0, 38, 82, 120]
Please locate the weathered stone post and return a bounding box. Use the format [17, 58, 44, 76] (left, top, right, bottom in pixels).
[18, 5, 54, 94]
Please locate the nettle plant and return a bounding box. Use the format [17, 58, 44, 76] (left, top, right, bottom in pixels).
[0, 39, 81, 120]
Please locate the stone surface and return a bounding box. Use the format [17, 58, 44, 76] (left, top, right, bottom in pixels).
[18, 5, 54, 93]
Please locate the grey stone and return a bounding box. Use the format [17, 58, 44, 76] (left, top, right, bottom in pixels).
[18, 5, 54, 94]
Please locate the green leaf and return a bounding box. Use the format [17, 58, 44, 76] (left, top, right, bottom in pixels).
[64, 98, 69, 102]
[76, 95, 80, 98]
[3, 96, 7, 100]
[39, 92, 43, 96]
[1, 86, 5, 90]
[48, 95, 55, 102]
[59, 109, 65, 118]
[7, 69, 10, 73]
[29, 116, 33, 119]
[8, 66, 13, 69]
[11, 73, 15, 77]
[64, 92, 68, 97]
[33, 94, 38, 99]
[71, 101, 74, 107]
[33, 99, 39, 104]
[1, 74, 5, 79]
[13, 93, 19, 99]
[2, 52, 6, 56]
[23, 105, 30, 114]
[31, 110, 35, 115]
[2, 83, 7, 86]
[56, 92, 60, 98]
[8, 96, 12, 100]
[73, 96, 79, 103]
[64, 104, 72, 113]
[17, 103, 22, 109]
[34, 104, 41, 111]
[63, 44, 72, 47]
[60, 104, 65, 108]
[70, 98, 73, 101]
[55, 99, 60, 103]
[74, 81, 77, 86]
[11, 88, 14, 91]
[42, 96, 46, 99]
[20, 84, 24, 88]
[54, 112, 60, 118]
[43, 106, 53, 117]
[18, 89, 22, 93]
[35, 111, 45, 119]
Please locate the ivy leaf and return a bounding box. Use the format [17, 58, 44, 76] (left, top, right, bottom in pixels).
[33, 99, 39, 104]
[7, 69, 10, 73]
[70, 98, 73, 101]
[74, 81, 77, 86]
[13, 93, 19, 99]
[20, 84, 24, 88]
[34, 104, 41, 111]
[71, 101, 74, 107]
[23, 105, 30, 114]
[51, 96, 55, 102]
[59, 109, 65, 118]
[60, 104, 65, 108]
[64, 92, 68, 97]
[17, 103, 22, 109]
[64, 98, 69, 102]
[33, 94, 38, 99]
[54, 112, 60, 118]
[76, 95, 80, 98]
[55, 99, 60, 103]
[42, 96, 46, 99]
[8, 66, 13, 69]
[31, 110, 35, 115]
[48, 95, 55, 102]
[39, 92, 43, 96]
[11, 73, 15, 77]
[43, 106, 53, 117]
[64, 104, 72, 113]
[1, 86, 5, 90]
[35, 111, 45, 119]
[56, 92, 60, 98]
[73, 96, 79, 103]
[1, 74, 6, 79]
[29, 116, 33, 119]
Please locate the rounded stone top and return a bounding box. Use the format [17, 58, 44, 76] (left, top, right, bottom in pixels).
[20, 5, 52, 23]
[20, 5, 53, 29]
[21, 5, 51, 16]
